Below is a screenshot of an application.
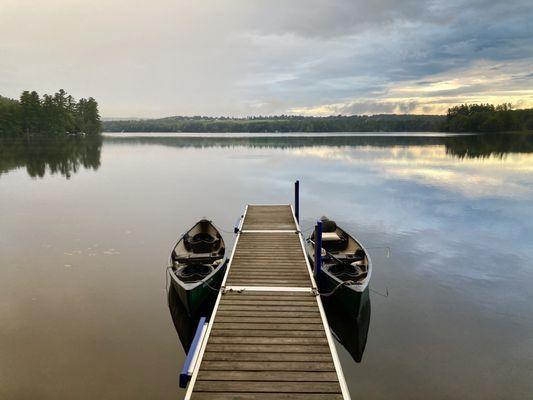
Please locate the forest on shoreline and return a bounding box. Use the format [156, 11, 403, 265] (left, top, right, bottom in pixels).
[103, 104, 533, 133]
[104, 114, 445, 133]
[0, 90, 102, 136]
[442, 104, 533, 133]
[1, 93, 532, 135]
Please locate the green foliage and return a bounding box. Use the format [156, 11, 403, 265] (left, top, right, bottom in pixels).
[0, 90, 102, 137]
[444, 103, 533, 133]
[0, 95, 22, 135]
[104, 114, 446, 133]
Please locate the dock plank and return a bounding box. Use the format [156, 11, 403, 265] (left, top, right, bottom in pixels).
[197, 370, 339, 382]
[205, 343, 331, 353]
[192, 393, 343, 400]
[209, 336, 328, 345]
[200, 360, 336, 371]
[193, 381, 341, 393]
[202, 352, 334, 362]
[211, 329, 327, 338]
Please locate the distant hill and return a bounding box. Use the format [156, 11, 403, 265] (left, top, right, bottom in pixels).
[103, 114, 446, 133]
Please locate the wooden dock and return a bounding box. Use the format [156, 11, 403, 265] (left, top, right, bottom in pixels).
[184, 204, 350, 400]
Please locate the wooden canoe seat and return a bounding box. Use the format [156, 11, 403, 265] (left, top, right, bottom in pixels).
[322, 232, 342, 241]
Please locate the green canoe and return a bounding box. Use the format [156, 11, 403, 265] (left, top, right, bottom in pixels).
[168, 219, 226, 317]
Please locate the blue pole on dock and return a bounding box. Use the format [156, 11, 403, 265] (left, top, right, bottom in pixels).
[294, 180, 300, 223]
[314, 220, 323, 279]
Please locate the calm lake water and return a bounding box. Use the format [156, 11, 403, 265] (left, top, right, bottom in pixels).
[1, 132, 533, 399]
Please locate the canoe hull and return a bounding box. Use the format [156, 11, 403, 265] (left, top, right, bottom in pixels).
[169, 260, 227, 317]
[317, 269, 367, 315]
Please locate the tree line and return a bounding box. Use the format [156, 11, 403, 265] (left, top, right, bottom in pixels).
[104, 114, 445, 133]
[0, 90, 102, 136]
[103, 105, 533, 133]
[2, 92, 532, 135]
[443, 103, 533, 133]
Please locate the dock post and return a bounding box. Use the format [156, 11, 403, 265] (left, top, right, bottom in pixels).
[294, 180, 300, 222]
[314, 220, 323, 279]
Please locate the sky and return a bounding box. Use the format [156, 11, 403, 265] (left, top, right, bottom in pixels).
[1, 0, 532, 118]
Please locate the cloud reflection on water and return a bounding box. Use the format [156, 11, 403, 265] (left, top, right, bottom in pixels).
[292, 145, 533, 199]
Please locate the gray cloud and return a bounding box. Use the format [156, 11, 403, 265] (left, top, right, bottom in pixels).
[0, 0, 531, 117]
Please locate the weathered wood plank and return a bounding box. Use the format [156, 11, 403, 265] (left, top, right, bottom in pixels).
[197, 370, 339, 382]
[217, 305, 319, 312]
[232, 255, 305, 259]
[226, 278, 309, 283]
[211, 329, 326, 338]
[215, 316, 322, 324]
[230, 267, 303, 270]
[226, 275, 308, 280]
[213, 322, 324, 331]
[227, 271, 308, 276]
[216, 310, 320, 318]
[226, 281, 309, 287]
[191, 393, 343, 400]
[202, 352, 334, 362]
[241, 205, 296, 231]
[209, 336, 327, 345]
[193, 381, 341, 393]
[200, 361, 336, 372]
[221, 290, 316, 300]
[225, 290, 310, 295]
[205, 344, 331, 353]
[219, 300, 316, 306]
[222, 291, 314, 298]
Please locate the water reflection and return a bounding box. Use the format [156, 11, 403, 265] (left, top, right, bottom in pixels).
[167, 285, 216, 353]
[3, 132, 533, 399]
[0, 136, 102, 179]
[104, 132, 533, 159]
[324, 288, 371, 363]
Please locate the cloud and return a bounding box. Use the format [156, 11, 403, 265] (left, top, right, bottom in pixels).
[0, 0, 531, 117]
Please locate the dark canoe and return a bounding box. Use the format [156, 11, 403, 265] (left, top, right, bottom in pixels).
[168, 219, 226, 317]
[306, 217, 372, 315]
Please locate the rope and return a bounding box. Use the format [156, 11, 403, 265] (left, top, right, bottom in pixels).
[313, 281, 389, 298]
[222, 287, 245, 294]
[312, 280, 357, 297]
[203, 280, 224, 292]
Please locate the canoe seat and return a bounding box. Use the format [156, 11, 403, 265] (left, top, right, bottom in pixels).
[175, 263, 214, 283]
[317, 225, 348, 252]
[328, 263, 367, 282]
[184, 232, 221, 254]
[322, 232, 342, 241]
